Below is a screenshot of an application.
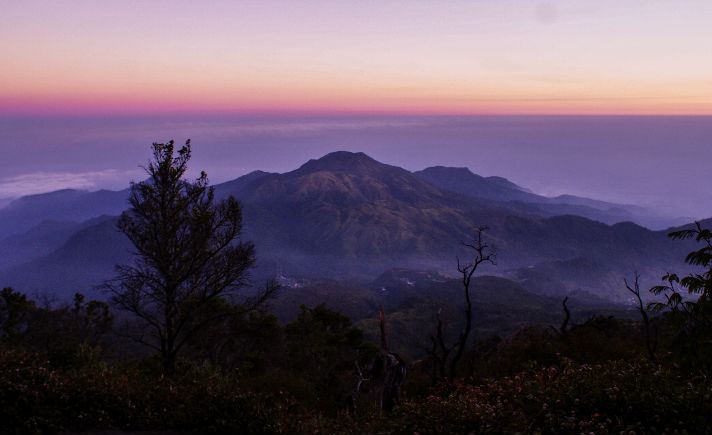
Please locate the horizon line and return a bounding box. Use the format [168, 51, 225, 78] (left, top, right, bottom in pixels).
[5, 111, 712, 120]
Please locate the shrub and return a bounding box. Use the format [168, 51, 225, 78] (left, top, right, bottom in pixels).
[285, 358, 712, 434]
[0, 347, 282, 434]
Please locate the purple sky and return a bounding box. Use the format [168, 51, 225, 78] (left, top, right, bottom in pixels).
[2, 3, 711, 218]
[3, 1, 712, 116]
[1, 115, 710, 220]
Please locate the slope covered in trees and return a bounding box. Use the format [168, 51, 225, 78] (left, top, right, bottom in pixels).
[0, 152, 695, 302]
[2, 145, 712, 433]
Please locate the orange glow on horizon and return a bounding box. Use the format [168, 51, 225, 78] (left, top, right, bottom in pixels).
[3, 53, 712, 117]
[3, 89, 712, 117]
[3, 2, 712, 118]
[3, 66, 711, 116]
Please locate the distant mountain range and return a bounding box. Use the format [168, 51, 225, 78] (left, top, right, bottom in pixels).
[0, 151, 702, 304]
[415, 165, 687, 230]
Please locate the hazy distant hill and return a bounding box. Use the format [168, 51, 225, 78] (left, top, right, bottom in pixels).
[0, 151, 699, 301]
[0, 215, 132, 299]
[415, 166, 688, 230]
[0, 219, 82, 270]
[0, 188, 129, 240]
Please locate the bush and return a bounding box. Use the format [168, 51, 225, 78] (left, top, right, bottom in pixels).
[0, 347, 282, 434]
[285, 358, 712, 434]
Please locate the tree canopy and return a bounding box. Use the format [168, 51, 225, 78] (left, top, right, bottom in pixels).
[105, 140, 256, 370]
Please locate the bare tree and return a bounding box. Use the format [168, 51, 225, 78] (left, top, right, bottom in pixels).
[428, 226, 495, 381]
[376, 306, 406, 412]
[560, 296, 571, 335]
[625, 272, 658, 361]
[428, 308, 450, 381]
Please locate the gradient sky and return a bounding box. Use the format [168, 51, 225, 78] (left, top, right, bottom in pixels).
[1, 2, 711, 221]
[2, 115, 711, 221]
[2, 0, 712, 116]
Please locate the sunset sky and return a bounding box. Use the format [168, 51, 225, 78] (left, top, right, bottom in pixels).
[3, 0, 712, 116]
[1, 1, 712, 220]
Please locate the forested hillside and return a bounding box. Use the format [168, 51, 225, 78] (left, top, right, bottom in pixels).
[2, 145, 711, 434]
[0, 152, 693, 303]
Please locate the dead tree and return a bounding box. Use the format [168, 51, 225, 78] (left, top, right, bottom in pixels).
[349, 306, 406, 413]
[428, 226, 495, 381]
[345, 355, 370, 414]
[380, 305, 390, 354]
[427, 308, 450, 382]
[625, 272, 658, 361]
[560, 296, 571, 335]
[376, 306, 406, 412]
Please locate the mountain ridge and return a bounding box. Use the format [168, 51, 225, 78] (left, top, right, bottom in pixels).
[0, 151, 700, 301]
[415, 164, 689, 229]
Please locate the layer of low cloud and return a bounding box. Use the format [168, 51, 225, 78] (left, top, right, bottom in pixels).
[2, 115, 711, 220]
[0, 169, 142, 202]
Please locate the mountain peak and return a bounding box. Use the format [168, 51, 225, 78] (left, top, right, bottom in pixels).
[295, 151, 383, 174]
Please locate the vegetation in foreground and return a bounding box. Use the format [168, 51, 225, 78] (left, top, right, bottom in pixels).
[2, 141, 711, 434]
[2, 324, 712, 434]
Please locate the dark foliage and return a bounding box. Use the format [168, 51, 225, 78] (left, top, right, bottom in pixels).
[103, 140, 263, 371]
[0, 347, 280, 435]
[1, 288, 112, 366]
[648, 221, 712, 370]
[3, 150, 712, 433]
[284, 304, 367, 409]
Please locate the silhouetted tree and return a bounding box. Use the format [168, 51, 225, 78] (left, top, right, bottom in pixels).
[648, 221, 712, 367]
[284, 303, 369, 412]
[2, 288, 112, 363]
[183, 296, 283, 372]
[428, 226, 495, 381]
[649, 222, 712, 326]
[0, 287, 33, 344]
[624, 272, 657, 361]
[67, 293, 113, 346]
[673, 222, 712, 292]
[104, 140, 262, 371]
[373, 306, 406, 412]
[560, 296, 571, 335]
